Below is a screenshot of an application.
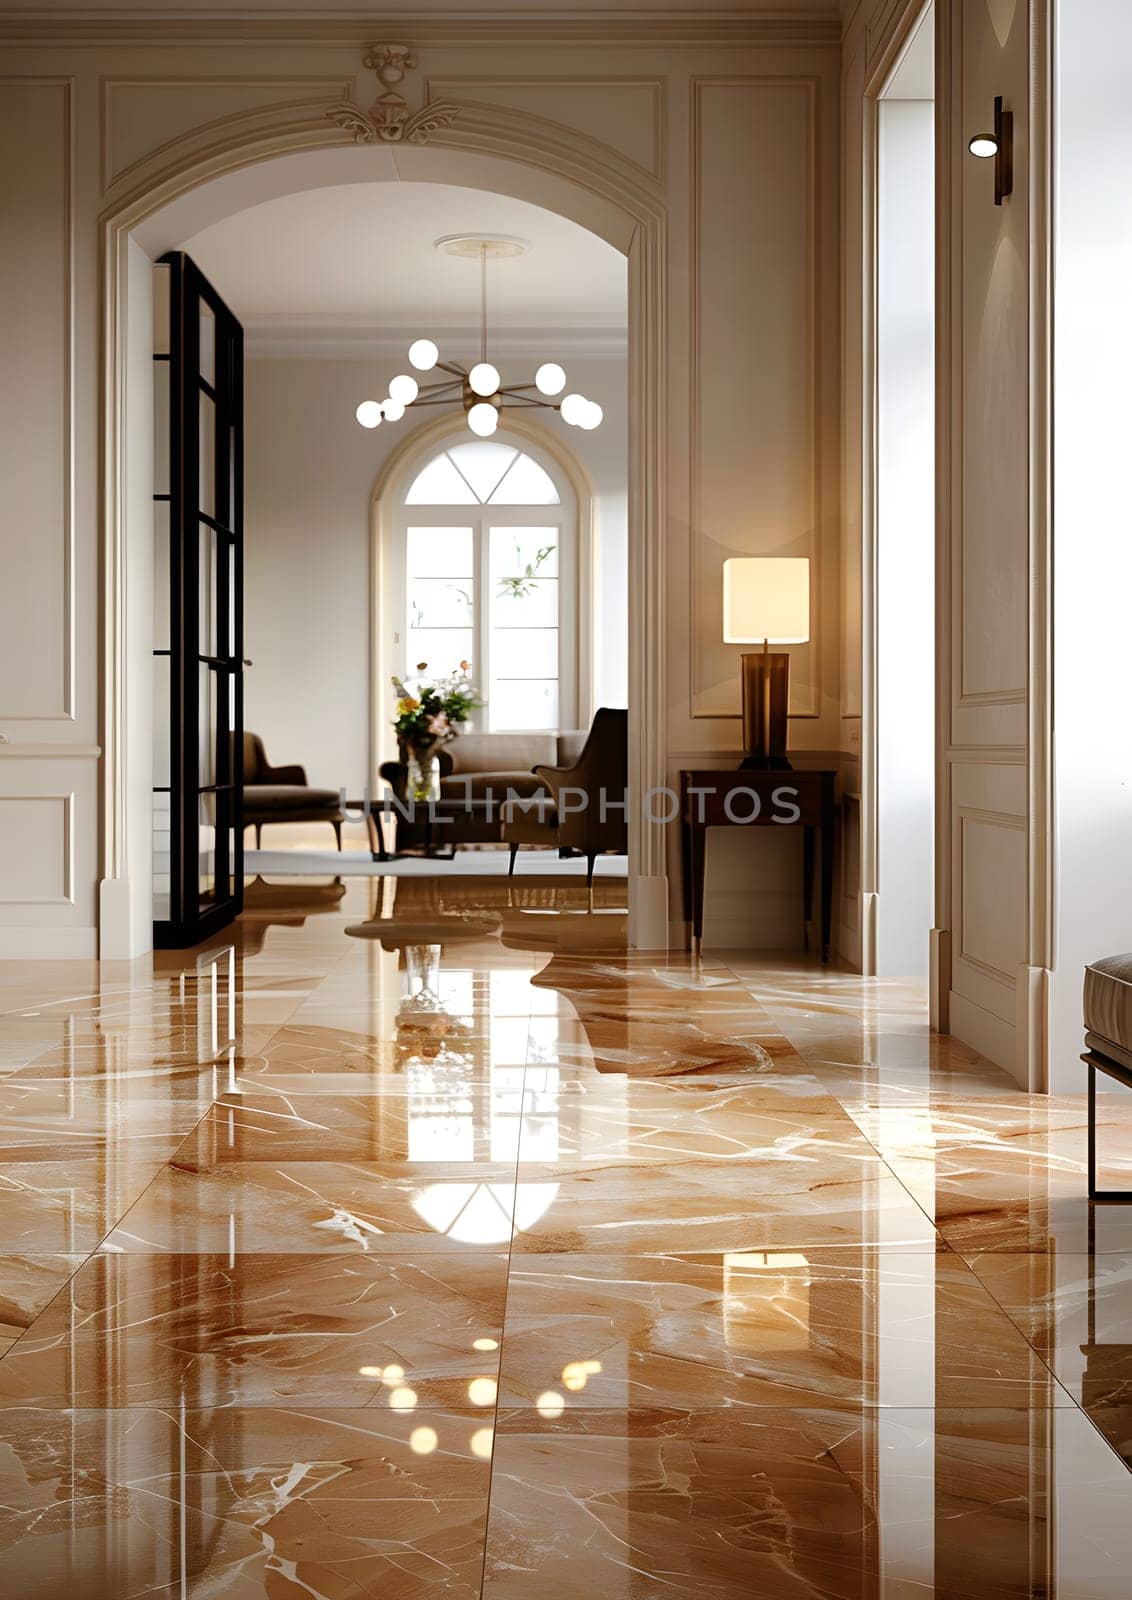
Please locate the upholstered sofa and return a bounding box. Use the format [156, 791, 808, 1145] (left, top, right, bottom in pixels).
[376, 729, 588, 854]
[241, 732, 345, 849]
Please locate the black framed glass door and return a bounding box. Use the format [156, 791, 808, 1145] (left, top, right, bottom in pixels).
[152, 252, 244, 948]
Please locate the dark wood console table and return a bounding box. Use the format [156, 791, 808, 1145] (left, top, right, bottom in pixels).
[680, 764, 837, 960]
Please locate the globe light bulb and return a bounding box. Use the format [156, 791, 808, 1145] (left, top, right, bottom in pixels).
[408, 338, 439, 371]
[469, 361, 501, 397]
[381, 398, 405, 423]
[535, 362, 566, 396]
[467, 401, 499, 437]
[355, 400, 383, 429]
[579, 400, 603, 431]
[389, 373, 419, 406]
[559, 392, 587, 427]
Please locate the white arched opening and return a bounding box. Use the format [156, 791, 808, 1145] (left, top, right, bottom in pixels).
[101, 115, 667, 954]
[370, 412, 599, 766]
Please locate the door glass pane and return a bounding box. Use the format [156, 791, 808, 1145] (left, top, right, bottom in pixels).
[228, 543, 237, 659]
[153, 656, 171, 789]
[198, 792, 216, 905]
[200, 303, 216, 386]
[199, 391, 216, 518]
[490, 452, 560, 505]
[153, 788, 171, 922]
[152, 265, 171, 357]
[406, 629, 474, 676]
[489, 525, 560, 732]
[448, 442, 516, 502]
[492, 627, 558, 679]
[406, 526, 473, 574]
[409, 579, 473, 631]
[153, 362, 170, 496]
[491, 680, 559, 731]
[153, 503, 170, 652]
[405, 453, 477, 506]
[493, 526, 560, 580]
[199, 524, 218, 656]
[199, 664, 217, 788]
[493, 577, 558, 629]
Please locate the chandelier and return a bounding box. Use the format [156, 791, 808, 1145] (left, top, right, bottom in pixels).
[354, 235, 603, 439]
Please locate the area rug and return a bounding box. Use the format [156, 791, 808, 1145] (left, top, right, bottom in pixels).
[243, 847, 628, 878]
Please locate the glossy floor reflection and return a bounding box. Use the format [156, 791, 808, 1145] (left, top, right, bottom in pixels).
[0, 872, 1131, 1596]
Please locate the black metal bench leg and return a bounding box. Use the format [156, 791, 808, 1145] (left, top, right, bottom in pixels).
[1086, 1055, 1132, 1201]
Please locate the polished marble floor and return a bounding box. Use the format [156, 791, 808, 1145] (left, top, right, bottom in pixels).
[1, 872, 1132, 1595]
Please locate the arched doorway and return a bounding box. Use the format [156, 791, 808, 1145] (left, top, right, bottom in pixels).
[99, 117, 667, 953]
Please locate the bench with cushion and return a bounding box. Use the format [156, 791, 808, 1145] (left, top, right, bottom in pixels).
[1082, 953, 1132, 1200]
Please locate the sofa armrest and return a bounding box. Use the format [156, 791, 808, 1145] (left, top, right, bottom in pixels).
[260, 760, 307, 786]
[379, 760, 409, 801]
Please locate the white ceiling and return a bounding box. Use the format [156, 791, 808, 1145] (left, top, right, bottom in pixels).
[181, 181, 627, 352]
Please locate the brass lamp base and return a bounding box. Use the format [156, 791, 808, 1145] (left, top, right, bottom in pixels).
[739, 649, 791, 770]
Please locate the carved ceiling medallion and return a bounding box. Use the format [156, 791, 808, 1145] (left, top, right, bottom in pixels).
[329, 43, 458, 146]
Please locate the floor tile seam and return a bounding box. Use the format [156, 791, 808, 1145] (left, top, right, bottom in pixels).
[956, 1257, 1119, 1436]
[84, 1090, 224, 1261]
[477, 1060, 526, 1600]
[0, 1251, 93, 1371]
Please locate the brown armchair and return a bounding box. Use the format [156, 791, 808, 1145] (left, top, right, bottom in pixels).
[502, 707, 628, 883]
[241, 732, 345, 850]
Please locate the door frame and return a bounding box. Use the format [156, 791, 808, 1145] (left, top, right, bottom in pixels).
[98, 105, 669, 953]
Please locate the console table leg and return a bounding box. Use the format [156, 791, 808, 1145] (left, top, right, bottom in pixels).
[802, 826, 815, 952]
[690, 824, 706, 947]
[820, 817, 833, 963]
[1089, 1061, 1097, 1200]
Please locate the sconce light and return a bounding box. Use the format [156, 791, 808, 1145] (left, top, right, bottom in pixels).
[967, 94, 1013, 205]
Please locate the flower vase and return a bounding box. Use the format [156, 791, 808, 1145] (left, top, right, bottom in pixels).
[406, 749, 441, 805]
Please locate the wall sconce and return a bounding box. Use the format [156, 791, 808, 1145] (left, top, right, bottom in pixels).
[968, 94, 1013, 205]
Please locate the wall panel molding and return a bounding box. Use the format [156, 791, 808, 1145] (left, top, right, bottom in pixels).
[100, 75, 355, 191]
[424, 75, 666, 183]
[0, 75, 74, 724]
[688, 74, 825, 724]
[0, 793, 74, 905]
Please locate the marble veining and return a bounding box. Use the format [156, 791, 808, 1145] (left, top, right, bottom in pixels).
[1, 876, 1131, 1595]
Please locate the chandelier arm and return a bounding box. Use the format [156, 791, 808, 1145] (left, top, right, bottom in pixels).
[436, 360, 467, 379]
[415, 379, 465, 398]
[409, 396, 474, 407]
[499, 397, 559, 410]
[480, 244, 488, 365]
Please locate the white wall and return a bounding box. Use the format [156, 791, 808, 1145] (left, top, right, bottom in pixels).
[876, 98, 934, 976]
[1049, 0, 1132, 1088]
[0, 23, 843, 958]
[242, 350, 627, 794]
[842, 0, 1046, 1076]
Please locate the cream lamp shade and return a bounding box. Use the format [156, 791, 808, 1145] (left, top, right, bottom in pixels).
[722, 557, 810, 644]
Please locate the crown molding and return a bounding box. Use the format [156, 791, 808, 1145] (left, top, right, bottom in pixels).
[242, 312, 629, 358]
[0, 9, 842, 47]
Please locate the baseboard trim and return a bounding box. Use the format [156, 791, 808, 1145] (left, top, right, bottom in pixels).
[949, 989, 1019, 1083]
[629, 873, 669, 951]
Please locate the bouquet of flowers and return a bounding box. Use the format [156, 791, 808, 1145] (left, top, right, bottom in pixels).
[391, 661, 479, 761]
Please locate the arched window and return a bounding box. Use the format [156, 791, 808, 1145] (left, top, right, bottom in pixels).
[393, 436, 578, 731]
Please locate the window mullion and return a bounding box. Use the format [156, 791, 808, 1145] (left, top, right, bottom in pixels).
[477, 511, 490, 730]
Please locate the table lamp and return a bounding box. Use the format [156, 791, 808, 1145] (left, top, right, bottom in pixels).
[722, 556, 810, 769]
